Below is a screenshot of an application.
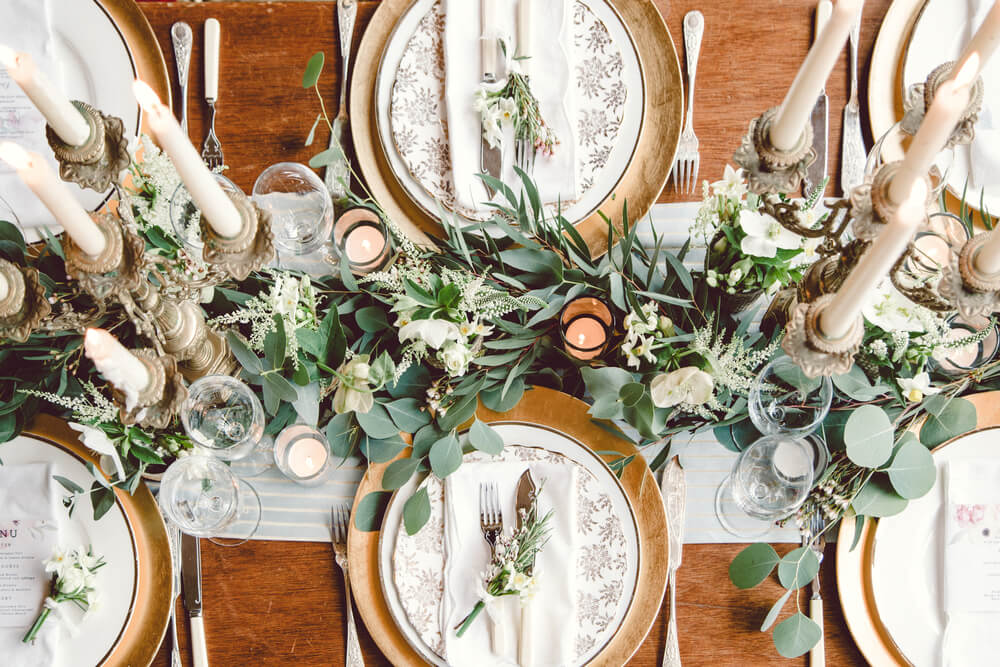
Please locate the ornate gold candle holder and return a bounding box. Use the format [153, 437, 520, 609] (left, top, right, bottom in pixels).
[0, 260, 50, 342]
[900, 61, 984, 148]
[849, 162, 932, 241]
[733, 107, 816, 195]
[63, 213, 145, 299]
[782, 294, 864, 378]
[200, 191, 275, 281]
[939, 234, 1000, 319]
[46, 101, 130, 193]
[114, 349, 187, 430]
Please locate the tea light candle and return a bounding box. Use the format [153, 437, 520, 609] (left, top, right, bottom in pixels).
[84, 328, 151, 409]
[132, 80, 242, 239]
[333, 208, 393, 274]
[560, 296, 613, 361]
[274, 424, 331, 486]
[0, 45, 90, 147]
[0, 142, 106, 256]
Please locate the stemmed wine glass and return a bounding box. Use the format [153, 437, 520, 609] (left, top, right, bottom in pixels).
[749, 354, 833, 436]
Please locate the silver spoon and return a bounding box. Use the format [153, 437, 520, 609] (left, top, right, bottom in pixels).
[170, 22, 193, 136]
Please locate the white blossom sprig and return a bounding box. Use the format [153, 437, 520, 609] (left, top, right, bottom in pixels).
[22, 545, 105, 644]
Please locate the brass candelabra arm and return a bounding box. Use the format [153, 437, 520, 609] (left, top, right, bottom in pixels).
[733, 107, 816, 196]
[781, 294, 864, 378]
[46, 101, 131, 194]
[900, 61, 984, 149]
[200, 193, 275, 282]
[0, 261, 51, 343]
[114, 350, 187, 431]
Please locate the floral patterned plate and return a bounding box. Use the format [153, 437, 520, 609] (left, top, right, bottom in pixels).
[374, 0, 644, 225]
[378, 426, 640, 666]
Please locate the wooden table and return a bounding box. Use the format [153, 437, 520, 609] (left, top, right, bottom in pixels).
[138, 1, 893, 664]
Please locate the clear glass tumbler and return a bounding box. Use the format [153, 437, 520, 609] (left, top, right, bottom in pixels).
[749, 355, 833, 436]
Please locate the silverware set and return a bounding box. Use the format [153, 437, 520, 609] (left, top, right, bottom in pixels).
[170, 18, 226, 169]
[805, 513, 827, 667]
[331, 504, 365, 667]
[479, 481, 503, 555]
[670, 11, 703, 194]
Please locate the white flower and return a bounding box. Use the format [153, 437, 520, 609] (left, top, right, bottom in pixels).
[650, 367, 715, 408]
[474, 321, 494, 337]
[274, 275, 300, 317]
[727, 267, 744, 284]
[394, 309, 415, 328]
[74, 547, 102, 572]
[58, 566, 86, 595]
[498, 97, 517, 124]
[439, 341, 475, 376]
[711, 165, 747, 199]
[458, 320, 475, 338]
[45, 548, 70, 577]
[481, 106, 503, 149]
[897, 372, 939, 403]
[799, 236, 822, 261]
[739, 210, 802, 258]
[863, 281, 929, 333]
[622, 336, 656, 369]
[333, 355, 375, 414]
[473, 87, 490, 113]
[68, 423, 126, 482]
[399, 318, 462, 349]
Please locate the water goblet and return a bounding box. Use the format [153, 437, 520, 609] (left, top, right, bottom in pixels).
[180, 375, 271, 476]
[252, 162, 334, 256]
[749, 355, 833, 436]
[169, 172, 244, 252]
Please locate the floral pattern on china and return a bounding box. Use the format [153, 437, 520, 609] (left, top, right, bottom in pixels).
[392, 445, 630, 660]
[389, 0, 628, 221]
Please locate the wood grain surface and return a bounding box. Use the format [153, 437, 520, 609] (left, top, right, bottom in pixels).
[138, 1, 893, 664]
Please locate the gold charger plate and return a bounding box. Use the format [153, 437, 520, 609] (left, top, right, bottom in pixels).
[22, 414, 173, 667]
[347, 386, 669, 665]
[101, 0, 172, 113]
[350, 0, 682, 256]
[836, 391, 1000, 666]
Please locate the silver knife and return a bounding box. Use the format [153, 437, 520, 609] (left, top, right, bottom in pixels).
[170, 22, 192, 137]
[168, 523, 183, 667]
[325, 0, 357, 200]
[515, 469, 537, 667]
[661, 458, 686, 667]
[181, 533, 209, 667]
[803, 1, 832, 197]
[841, 7, 867, 195]
[479, 0, 502, 197]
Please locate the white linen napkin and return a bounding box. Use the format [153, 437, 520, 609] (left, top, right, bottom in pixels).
[941, 459, 1000, 667]
[0, 463, 61, 667]
[443, 0, 578, 214]
[440, 460, 577, 667]
[964, 0, 1000, 192]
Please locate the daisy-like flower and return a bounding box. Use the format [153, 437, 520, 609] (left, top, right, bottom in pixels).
[473, 87, 490, 113]
[622, 336, 656, 369]
[897, 372, 940, 403]
[498, 97, 517, 124]
[711, 165, 747, 199]
[474, 321, 494, 337]
[739, 210, 802, 258]
[481, 106, 503, 149]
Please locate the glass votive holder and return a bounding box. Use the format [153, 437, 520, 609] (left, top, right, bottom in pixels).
[332, 207, 393, 274]
[252, 162, 334, 255]
[180, 375, 265, 462]
[559, 296, 613, 361]
[935, 314, 1000, 375]
[273, 424, 331, 486]
[169, 172, 244, 252]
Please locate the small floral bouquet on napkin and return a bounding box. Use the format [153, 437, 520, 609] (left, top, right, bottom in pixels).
[22, 545, 105, 644]
[455, 493, 553, 637]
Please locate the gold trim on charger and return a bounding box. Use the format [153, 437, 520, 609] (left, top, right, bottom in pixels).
[347, 386, 669, 666]
[836, 391, 1000, 667]
[100, 0, 172, 117]
[23, 415, 173, 667]
[350, 0, 682, 256]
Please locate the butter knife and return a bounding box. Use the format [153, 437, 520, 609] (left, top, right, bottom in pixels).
[841, 8, 866, 195]
[325, 0, 357, 200]
[479, 0, 502, 197]
[661, 458, 686, 667]
[182, 533, 209, 667]
[170, 22, 192, 137]
[515, 469, 537, 667]
[803, 1, 832, 197]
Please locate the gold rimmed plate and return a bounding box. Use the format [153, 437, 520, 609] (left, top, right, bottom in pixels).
[347, 386, 668, 665]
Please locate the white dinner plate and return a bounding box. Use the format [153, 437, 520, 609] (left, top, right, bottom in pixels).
[902, 0, 998, 213]
[1, 434, 139, 667]
[374, 0, 644, 229]
[378, 423, 641, 666]
[0, 0, 139, 237]
[870, 426, 1000, 666]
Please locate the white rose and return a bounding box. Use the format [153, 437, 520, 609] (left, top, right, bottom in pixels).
[439, 341, 474, 376]
[332, 355, 375, 414]
[650, 367, 714, 408]
[399, 318, 461, 349]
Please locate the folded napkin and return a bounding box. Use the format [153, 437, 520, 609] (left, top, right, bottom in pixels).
[941, 459, 1000, 667]
[441, 460, 577, 667]
[0, 463, 61, 667]
[964, 0, 1000, 192]
[443, 0, 578, 214]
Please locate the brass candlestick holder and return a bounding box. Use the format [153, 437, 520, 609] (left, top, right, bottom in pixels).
[733, 106, 817, 195]
[114, 349, 187, 430]
[46, 101, 131, 193]
[900, 61, 984, 148]
[782, 294, 865, 377]
[939, 234, 1000, 318]
[63, 213, 145, 299]
[200, 192, 275, 281]
[0, 260, 51, 343]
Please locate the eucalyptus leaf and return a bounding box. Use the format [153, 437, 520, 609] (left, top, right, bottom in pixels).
[325, 412, 356, 459]
[581, 366, 634, 421]
[383, 456, 422, 490]
[302, 52, 325, 88]
[355, 306, 390, 333]
[360, 433, 406, 463]
[844, 404, 894, 468]
[760, 589, 792, 632]
[438, 387, 481, 432]
[356, 403, 400, 439]
[383, 398, 431, 433]
[729, 543, 780, 589]
[885, 434, 936, 499]
[481, 378, 524, 412]
[354, 490, 391, 531]
[264, 314, 286, 367]
[403, 487, 431, 535]
[469, 420, 504, 455]
[412, 424, 445, 459]
[619, 382, 646, 408]
[920, 395, 976, 447]
[772, 613, 822, 658]
[832, 365, 889, 401]
[226, 332, 264, 374]
[429, 432, 462, 478]
[776, 546, 820, 590]
[851, 475, 908, 517]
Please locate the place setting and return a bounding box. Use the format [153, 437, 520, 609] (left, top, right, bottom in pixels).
[6, 0, 1000, 665]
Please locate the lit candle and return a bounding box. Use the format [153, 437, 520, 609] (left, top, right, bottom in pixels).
[770, 0, 863, 152]
[0, 142, 106, 256]
[132, 80, 242, 238]
[274, 424, 331, 485]
[560, 296, 613, 361]
[888, 56, 979, 206]
[84, 328, 151, 409]
[516, 0, 533, 61]
[957, 0, 1000, 80]
[287, 437, 329, 478]
[819, 181, 928, 340]
[333, 208, 392, 274]
[0, 45, 90, 147]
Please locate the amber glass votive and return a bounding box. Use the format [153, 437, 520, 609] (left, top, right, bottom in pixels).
[560, 296, 613, 361]
[333, 207, 393, 274]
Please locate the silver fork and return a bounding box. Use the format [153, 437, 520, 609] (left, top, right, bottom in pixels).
[806, 513, 827, 667]
[514, 138, 536, 179]
[331, 505, 365, 667]
[479, 482, 502, 555]
[671, 11, 704, 194]
[167, 522, 182, 667]
[201, 19, 224, 170]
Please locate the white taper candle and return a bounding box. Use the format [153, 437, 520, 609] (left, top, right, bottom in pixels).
[0, 45, 90, 147]
[0, 142, 106, 256]
[770, 0, 863, 151]
[957, 0, 1000, 80]
[132, 80, 242, 238]
[517, 0, 533, 61]
[481, 0, 499, 78]
[84, 328, 151, 410]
